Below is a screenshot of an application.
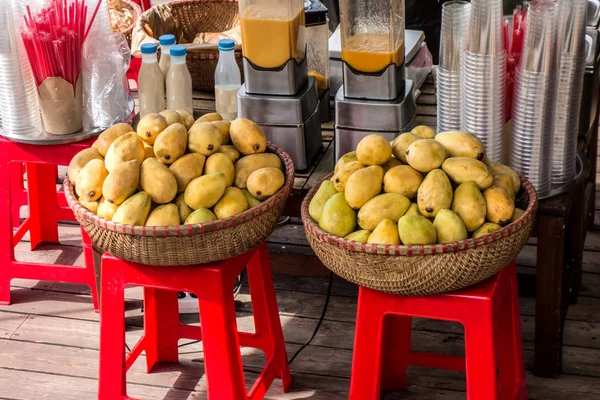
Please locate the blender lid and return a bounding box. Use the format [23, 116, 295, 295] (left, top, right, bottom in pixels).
[329, 27, 425, 63]
[304, 0, 328, 26]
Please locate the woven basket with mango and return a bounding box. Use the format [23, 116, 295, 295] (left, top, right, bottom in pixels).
[301, 128, 538, 296]
[65, 111, 294, 266]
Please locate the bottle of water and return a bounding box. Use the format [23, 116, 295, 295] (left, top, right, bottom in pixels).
[214, 39, 241, 120]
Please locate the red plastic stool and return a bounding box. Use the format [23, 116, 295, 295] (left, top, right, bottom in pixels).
[98, 241, 292, 400]
[0, 136, 99, 311]
[349, 261, 526, 400]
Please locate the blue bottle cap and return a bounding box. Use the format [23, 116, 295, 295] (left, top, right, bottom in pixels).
[170, 45, 187, 57]
[159, 34, 176, 46]
[218, 39, 235, 51]
[141, 43, 157, 54]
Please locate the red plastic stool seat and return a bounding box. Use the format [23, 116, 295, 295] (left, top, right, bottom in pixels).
[0, 136, 99, 311]
[349, 261, 526, 400]
[98, 242, 292, 400]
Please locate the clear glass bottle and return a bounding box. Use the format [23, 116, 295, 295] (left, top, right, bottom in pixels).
[166, 45, 193, 115]
[215, 39, 242, 120]
[138, 43, 166, 117]
[305, 0, 330, 97]
[159, 34, 176, 78]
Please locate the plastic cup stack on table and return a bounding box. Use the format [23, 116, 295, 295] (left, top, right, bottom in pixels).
[509, 0, 559, 199]
[437, 1, 471, 133]
[461, 0, 506, 163]
[551, 0, 587, 189]
[0, 0, 42, 139]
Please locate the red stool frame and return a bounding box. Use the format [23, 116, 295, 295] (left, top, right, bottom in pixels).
[0, 136, 99, 311]
[99, 241, 292, 400]
[349, 261, 526, 400]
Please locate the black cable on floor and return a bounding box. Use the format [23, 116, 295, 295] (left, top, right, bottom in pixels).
[125, 343, 131, 352]
[287, 271, 334, 365]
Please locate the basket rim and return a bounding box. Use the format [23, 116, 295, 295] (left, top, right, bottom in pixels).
[301, 172, 538, 256]
[66, 142, 295, 237]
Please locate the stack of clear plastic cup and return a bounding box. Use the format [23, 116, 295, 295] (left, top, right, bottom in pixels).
[551, 0, 587, 189]
[0, 0, 42, 138]
[461, 0, 506, 163]
[509, 0, 559, 198]
[437, 1, 471, 133]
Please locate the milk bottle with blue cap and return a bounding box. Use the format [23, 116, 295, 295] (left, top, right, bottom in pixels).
[138, 43, 166, 117]
[214, 39, 241, 120]
[166, 45, 194, 115]
[159, 34, 177, 78]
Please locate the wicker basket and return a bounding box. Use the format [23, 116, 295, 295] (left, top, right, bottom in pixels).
[109, 0, 142, 45]
[301, 175, 538, 296]
[131, 0, 243, 91]
[65, 143, 294, 266]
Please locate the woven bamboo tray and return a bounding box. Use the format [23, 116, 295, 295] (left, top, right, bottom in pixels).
[301, 175, 538, 296]
[110, 0, 142, 45]
[65, 143, 294, 266]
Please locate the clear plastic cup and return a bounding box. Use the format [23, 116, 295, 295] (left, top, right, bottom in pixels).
[467, 0, 504, 55]
[439, 1, 471, 72]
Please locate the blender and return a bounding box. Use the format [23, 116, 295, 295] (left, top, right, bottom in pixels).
[236, 0, 323, 170]
[334, 0, 416, 160]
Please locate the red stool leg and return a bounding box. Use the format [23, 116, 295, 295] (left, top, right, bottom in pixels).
[380, 314, 412, 391]
[26, 162, 59, 249]
[80, 228, 99, 312]
[463, 300, 500, 400]
[98, 255, 129, 399]
[9, 162, 25, 226]
[0, 159, 14, 305]
[246, 242, 292, 391]
[143, 288, 181, 372]
[195, 267, 247, 400]
[349, 287, 386, 400]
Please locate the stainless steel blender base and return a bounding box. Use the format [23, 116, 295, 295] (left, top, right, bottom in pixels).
[343, 62, 405, 100]
[237, 77, 323, 170]
[318, 88, 331, 123]
[243, 57, 308, 96]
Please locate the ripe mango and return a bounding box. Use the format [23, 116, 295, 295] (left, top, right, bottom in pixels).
[391, 132, 421, 163]
[143, 142, 155, 160]
[417, 169, 453, 218]
[102, 160, 140, 205]
[483, 186, 515, 225]
[411, 125, 436, 139]
[334, 151, 358, 174]
[140, 158, 178, 204]
[492, 174, 515, 201]
[92, 123, 132, 157]
[174, 193, 193, 224]
[357, 193, 411, 231]
[76, 159, 109, 202]
[345, 165, 384, 210]
[472, 222, 502, 239]
[205, 153, 235, 187]
[104, 131, 145, 173]
[169, 153, 206, 194]
[153, 123, 188, 164]
[98, 197, 119, 221]
[185, 208, 217, 224]
[434, 131, 485, 160]
[332, 161, 364, 191]
[188, 122, 222, 156]
[309, 180, 338, 222]
[319, 192, 357, 237]
[214, 187, 249, 219]
[398, 215, 437, 245]
[185, 173, 227, 210]
[452, 182, 486, 232]
[404, 203, 422, 216]
[489, 163, 521, 193]
[159, 110, 184, 126]
[433, 209, 468, 244]
[79, 197, 99, 214]
[145, 204, 180, 226]
[68, 148, 103, 183]
[356, 134, 392, 165]
[406, 139, 447, 173]
[510, 208, 525, 223]
[230, 118, 268, 155]
[345, 230, 371, 243]
[242, 189, 262, 208]
[112, 191, 152, 225]
[218, 145, 241, 164]
[381, 157, 403, 174]
[441, 157, 493, 190]
[383, 165, 423, 199]
[367, 219, 400, 245]
[234, 153, 282, 188]
[247, 167, 285, 200]
[136, 113, 168, 145]
[195, 113, 222, 123]
[213, 120, 231, 145]
[175, 109, 195, 130]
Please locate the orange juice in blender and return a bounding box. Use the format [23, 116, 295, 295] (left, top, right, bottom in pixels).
[342, 33, 405, 74]
[240, 1, 305, 69]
